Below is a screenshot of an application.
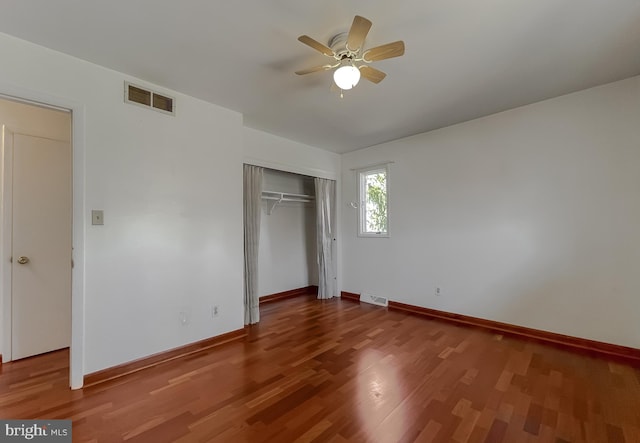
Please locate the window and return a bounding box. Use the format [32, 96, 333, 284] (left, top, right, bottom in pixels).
[358, 165, 388, 237]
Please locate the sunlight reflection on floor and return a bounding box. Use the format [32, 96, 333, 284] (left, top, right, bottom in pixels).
[356, 349, 406, 442]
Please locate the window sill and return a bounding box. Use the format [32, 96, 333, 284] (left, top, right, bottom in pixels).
[358, 233, 389, 238]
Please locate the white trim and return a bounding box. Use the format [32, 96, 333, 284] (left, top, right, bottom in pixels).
[0, 94, 71, 114]
[243, 156, 338, 181]
[1, 126, 13, 363]
[70, 104, 86, 390]
[0, 83, 86, 389]
[349, 161, 394, 172]
[357, 164, 390, 238]
[335, 178, 342, 298]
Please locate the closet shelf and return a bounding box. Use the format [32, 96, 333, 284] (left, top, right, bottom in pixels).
[261, 191, 315, 215]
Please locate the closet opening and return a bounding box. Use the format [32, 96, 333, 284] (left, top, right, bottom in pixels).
[243, 165, 337, 324]
[260, 169, 317, 300]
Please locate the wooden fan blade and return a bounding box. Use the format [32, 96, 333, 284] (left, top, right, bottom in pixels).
[363, 41, 405, 62]
[295, 65, 332, 75]
[359, 65, 387, 84]
[298, 35, 335, 57]
[347, 15, 372, 52]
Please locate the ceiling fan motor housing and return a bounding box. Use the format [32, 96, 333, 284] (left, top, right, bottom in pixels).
[329, 32, 353, 59]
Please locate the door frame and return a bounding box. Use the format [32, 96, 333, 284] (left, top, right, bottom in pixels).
[0, 83, 86, 389]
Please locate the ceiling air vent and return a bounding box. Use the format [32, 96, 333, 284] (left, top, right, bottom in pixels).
[124, 82, 175, 116]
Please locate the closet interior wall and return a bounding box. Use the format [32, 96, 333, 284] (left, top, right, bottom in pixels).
[258, 169, 317, 297]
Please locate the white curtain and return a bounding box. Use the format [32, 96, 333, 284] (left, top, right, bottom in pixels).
[315, 178, 337, 299]
[244, 164, 263, 324]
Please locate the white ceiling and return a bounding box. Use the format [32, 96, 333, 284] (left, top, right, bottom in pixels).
[1, 1, 639, 153]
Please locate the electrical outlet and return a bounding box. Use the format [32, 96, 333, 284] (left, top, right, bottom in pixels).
[212, 305, 219, 318]
[435, 287, 442, 296]
[179, 311, 190, 326]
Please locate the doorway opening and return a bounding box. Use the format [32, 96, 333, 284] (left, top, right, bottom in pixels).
[0, 91, 85, 389]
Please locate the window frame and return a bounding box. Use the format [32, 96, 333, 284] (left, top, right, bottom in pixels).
[357, 164, 390, 238]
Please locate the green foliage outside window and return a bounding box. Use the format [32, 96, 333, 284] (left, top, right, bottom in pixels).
[364, 171, 387, 233]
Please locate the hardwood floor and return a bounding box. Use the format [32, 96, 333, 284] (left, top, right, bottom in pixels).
[1, 296, 639, 442]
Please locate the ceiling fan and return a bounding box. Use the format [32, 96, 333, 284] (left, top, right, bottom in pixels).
[296, 15, 405, 94]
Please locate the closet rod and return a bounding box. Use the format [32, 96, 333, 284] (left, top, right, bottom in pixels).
[262, 191, 314, 199]
[261, 191, 314, 215]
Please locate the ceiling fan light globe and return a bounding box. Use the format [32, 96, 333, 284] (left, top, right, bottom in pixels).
[333, 65, 361, 90]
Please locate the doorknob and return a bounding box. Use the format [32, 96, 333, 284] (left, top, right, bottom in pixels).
[17, 256, 29, 265]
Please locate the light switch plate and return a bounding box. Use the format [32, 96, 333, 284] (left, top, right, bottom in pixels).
[92, 210, 104, 225]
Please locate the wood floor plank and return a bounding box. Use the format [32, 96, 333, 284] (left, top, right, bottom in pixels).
[1, 296, 639, 442]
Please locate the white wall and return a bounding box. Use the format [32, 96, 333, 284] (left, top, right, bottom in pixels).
[243, 127, 340, 180]
[0, 32, 244, 376]
[342, 76, 640, 348]
[259, 170, 317, 296]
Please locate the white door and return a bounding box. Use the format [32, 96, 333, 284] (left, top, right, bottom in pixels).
[11, 133, 71, 360]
